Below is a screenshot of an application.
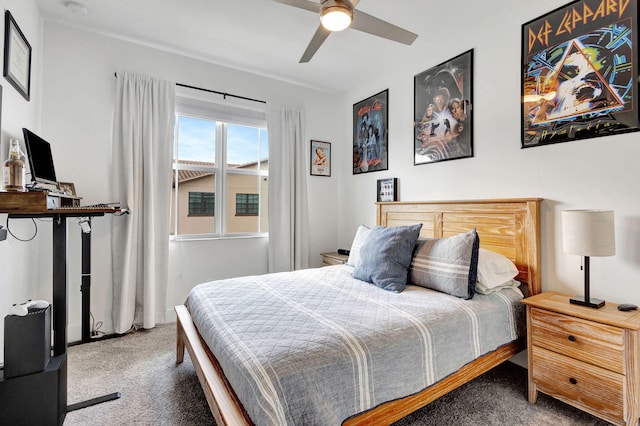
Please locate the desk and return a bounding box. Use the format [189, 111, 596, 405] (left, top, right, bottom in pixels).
[0, 192, 121, 425]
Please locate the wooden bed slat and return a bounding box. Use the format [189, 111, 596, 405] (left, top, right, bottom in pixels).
[177, 198, 542, 425]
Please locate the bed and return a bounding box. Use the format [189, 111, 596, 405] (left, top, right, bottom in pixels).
[175, 198, 542, 425]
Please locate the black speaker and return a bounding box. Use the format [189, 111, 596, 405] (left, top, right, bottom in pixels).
[4, 305, 51, 378]
[0, 354, 67, 426]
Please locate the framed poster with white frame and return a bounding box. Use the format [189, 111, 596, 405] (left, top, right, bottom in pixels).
[310, 140, 331, 177]
[3, 10, 32, 101]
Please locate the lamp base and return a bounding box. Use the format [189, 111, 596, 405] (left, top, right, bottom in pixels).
[570, 296, 605, 309]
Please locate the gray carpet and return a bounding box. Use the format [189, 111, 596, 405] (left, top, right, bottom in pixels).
[65, 323, 611, 425]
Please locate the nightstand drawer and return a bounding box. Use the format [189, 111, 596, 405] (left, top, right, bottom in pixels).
[321, 252, 348, 266]
[530, 307, 625, 374]
[532, 345, 624, 422]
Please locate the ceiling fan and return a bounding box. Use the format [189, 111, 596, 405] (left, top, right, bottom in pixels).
[273, 0, 418, 63]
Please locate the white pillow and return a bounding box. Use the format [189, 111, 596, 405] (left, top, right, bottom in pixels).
[476, 278, 522, 295]
[346, 225, 371, 267]
[477, 248, 519, 289]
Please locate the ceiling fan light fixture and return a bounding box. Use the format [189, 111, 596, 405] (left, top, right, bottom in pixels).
[320, 6, 353, 32]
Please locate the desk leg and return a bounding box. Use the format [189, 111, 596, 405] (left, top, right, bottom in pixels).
[52, 214, 67, 356]
[72, 217, 122, 411]
[81, 220, 91, 342]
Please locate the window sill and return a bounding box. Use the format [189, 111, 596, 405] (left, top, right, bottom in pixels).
[170, 233, 268, 242]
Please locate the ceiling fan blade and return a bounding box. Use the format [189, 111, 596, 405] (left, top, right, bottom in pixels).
[272, 0, 322, 13]
[300, 25, 331, 63]
[351, 9, 418, 45]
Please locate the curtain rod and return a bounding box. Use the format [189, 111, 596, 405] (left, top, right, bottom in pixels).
[113, 73, 266, 104]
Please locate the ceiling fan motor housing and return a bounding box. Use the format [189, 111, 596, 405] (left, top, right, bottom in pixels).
[320, 0, 354, 32]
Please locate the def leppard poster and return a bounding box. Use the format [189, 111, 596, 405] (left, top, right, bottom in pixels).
[522, 0, 639, 147]
[353, 89, 388, 174]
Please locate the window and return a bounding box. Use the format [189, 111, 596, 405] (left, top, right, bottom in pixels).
[189, 192, 215, 216]
[236, 193, 259, 216]
[171, 89, 268, 238]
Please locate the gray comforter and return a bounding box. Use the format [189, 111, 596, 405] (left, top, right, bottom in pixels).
[186, 264, 525, 425]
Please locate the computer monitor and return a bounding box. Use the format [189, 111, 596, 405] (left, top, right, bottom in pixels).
[22, 128, 58, 187]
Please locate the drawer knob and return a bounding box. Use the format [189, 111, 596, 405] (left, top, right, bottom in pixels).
[568, 335, 576, 342]
[569, 377, 578, 385]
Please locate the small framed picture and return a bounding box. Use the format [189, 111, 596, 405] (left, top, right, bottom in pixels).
[3, 11, 32, 101]
[58, 181, 76, 196]
[376, 178, 398, 202]
[310, 140, 331, 176]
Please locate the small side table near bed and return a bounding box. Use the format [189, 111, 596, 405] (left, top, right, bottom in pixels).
[320, 252, 348, 266]
[522, 291, 640, 426]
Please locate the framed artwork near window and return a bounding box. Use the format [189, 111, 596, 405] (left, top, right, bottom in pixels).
[3, 11, 32, 101]
[353, 89, 388, 174]
[521, 0, 639, 147]
[310, 140, 331, 176]
[414, 49, 473, 165]
[376, 178, 398, 202]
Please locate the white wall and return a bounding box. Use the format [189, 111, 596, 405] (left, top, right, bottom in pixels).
[0, 19, 341, 359]
[337, 0, 640, 307]
[0, 0, 44, 365]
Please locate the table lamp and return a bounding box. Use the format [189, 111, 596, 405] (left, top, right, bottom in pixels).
[562, 209, 615, 308]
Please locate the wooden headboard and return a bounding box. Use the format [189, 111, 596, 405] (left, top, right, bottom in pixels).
[376, 198, 542, 296]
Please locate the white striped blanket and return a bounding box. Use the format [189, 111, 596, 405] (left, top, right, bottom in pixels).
[186, 265, 525, 425]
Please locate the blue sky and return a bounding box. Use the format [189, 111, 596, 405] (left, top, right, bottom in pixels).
[176, 116, 268, 165]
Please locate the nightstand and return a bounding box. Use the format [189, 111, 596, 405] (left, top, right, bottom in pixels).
[522, 292, 640, 425]
[320, 252, 348, 266]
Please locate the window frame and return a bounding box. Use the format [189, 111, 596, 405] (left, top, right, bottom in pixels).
[172, 93, 268, 240]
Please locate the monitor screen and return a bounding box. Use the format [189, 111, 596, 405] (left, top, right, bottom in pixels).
[22, 128, 57, 186]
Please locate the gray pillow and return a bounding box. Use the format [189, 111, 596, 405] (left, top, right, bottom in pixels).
[408, 228, 480, 299]
[353, 224, 423, 292]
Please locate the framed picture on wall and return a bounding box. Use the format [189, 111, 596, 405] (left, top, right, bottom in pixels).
[521, 0, 639, 147]
[310, 140, 331, 176]
[414, 49, 473, 165]
[376, 178, 398, 202]
[353, 89, 388, 174]
[3, 11, 32, 101]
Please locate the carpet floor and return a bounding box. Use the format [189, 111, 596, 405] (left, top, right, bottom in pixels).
[64, 323, 611, 425]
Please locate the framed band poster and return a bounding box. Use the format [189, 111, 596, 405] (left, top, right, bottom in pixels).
[353, 89, 388, 174]
[522, 0, 639, 147]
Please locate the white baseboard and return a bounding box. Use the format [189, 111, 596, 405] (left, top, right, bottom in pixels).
[166, 308, 177, 324]
[508, 350, 528, 369]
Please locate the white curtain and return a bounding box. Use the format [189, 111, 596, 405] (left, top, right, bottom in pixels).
[267, 105, 310, 272]
[111, 72, 175, 333]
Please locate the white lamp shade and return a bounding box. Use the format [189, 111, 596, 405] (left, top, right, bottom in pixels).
[320, 6, 352, 31]
[562, 210, 615, 257]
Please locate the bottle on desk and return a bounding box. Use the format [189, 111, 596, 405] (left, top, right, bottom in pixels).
[3, 139, 26, 192]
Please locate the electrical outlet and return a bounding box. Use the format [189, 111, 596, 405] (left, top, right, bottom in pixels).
[0, 226, 7, 241]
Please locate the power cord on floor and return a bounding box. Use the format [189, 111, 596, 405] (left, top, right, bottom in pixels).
[90, 312, 104, 336]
